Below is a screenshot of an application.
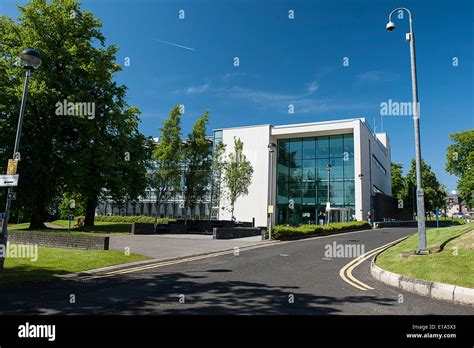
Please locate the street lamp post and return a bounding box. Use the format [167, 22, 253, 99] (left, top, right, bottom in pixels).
[268, 143, 276, 240]
[0, 48, 42, 271]
[386, 8, 427, 254]
[326, 163, 332, 224]
[358, 173, 364, 219]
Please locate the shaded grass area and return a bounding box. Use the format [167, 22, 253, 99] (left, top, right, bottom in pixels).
[1, 245, 149, 284]
[377, 223, 474, 288]
[52, 220, 132, 233]
[9, 220, 132, 234]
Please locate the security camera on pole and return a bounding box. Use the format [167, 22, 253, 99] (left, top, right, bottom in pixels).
[0, 48, 42, 271]
[386, 8, 427, 254]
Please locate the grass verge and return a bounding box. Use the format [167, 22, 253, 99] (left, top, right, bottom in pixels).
[1, 245, 149, 284]
[376, 223, 474, 288]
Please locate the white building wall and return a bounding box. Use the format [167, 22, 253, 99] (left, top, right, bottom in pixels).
[218, 118, 391, 225]
[355, 120, 392, 220]
[219, 125, 271, 227]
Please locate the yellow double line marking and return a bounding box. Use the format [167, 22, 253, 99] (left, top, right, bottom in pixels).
[339, 236, 407, 291]
[78, 244, 271, 281]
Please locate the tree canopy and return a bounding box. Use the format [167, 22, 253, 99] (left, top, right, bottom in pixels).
[183, 111, 212, 216]
[390, 162, 405, 200]
[446, 130, 474, 208]
[150, 105, 184, 222]
[222, 137, 253, 220]
[0, 0, 148, 228]
[402, 159, 448, 215]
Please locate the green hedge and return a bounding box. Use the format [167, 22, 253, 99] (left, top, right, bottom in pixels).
[272, 221, 371, 240]
[91, 215, 175, 224]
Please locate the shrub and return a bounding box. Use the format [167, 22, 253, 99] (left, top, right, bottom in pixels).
[272, 221, 371, 240]
[87, 216, 175, 224]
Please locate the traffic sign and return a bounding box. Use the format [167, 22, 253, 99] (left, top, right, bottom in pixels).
[7, 159, 18, 175]
[68, 215, 74, 221]
[0, 174, 19, 187]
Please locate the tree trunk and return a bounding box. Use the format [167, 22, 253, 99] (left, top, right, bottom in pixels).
[29, 195, 46, 230]
[154, 200, 161, 226]
[29, 210, 46, 230]
[84, 198, 97, 227]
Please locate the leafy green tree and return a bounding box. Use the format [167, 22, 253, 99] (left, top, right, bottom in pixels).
[0, 0, 147, 228]
[222, 137, 254, 220]
[446, 130, 474, 208]
[58, 192, 85, 219]
[209, 141, 226, 220]
[403, 159, 447, 215]
[183, 112, 212, 218]
[150, 105, 184, 223]
[391, 162, 405, 200]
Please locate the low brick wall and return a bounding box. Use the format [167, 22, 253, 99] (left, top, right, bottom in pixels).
[213, 227, 264, 240]
[132, 223, 155, 235]
[374, 220, 463, 228]
[8, 231, 109, 250]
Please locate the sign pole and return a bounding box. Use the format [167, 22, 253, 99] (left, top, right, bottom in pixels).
[0, 69, 31, 271]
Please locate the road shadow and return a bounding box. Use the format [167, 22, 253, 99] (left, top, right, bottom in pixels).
[0, 270, 398, 315]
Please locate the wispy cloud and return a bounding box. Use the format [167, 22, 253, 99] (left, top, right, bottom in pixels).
[306, 81, 319, 93]
[224, 83, 369, 114]
[186, 84, 210, 94]
[172, 78, 366, 114]
[223, 72, 247, 79]
[174, 83, 210, 95]
[357, 70, 399, 82]
[226, 80, 318, 103]
[153, 39, 195, 51]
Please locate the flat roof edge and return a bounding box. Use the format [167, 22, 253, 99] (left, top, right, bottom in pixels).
[213, 117, 366, 132]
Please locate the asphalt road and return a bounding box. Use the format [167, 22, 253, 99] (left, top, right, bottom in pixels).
[1, 227, 473, 315]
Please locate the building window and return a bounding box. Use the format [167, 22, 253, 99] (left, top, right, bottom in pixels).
[276, 134, 355, 225]
[372, 154, 387, 175]
[213, 130, 223, 149]
[373, 185, 384, 194]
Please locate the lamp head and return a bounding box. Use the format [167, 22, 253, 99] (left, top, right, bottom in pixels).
[386, 21, 396, 31]
[19, 48, 42, 69]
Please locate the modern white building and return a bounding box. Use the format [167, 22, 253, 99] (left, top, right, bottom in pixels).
[214, 118, 392, 227]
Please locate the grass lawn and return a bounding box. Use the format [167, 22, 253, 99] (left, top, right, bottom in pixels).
[9, 220, 132, 234]
[9, 223, 32, 230]
[51, 220, 132, 233]
[377, 223, 474, 288]
[1, 245, 149, 284]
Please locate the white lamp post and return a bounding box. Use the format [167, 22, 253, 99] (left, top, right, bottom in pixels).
[386, 8, 427, 254]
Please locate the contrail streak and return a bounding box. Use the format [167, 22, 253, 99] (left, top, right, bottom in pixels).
[153, 39, 195, 51]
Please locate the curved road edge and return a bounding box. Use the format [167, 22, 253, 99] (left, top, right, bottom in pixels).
[370, 252, 474, 307]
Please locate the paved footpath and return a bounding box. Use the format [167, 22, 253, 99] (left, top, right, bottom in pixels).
[107, 233, 265, 260]
[0, 227, 473, 315]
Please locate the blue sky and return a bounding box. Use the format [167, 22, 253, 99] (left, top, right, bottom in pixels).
[1, 0, 473, 191]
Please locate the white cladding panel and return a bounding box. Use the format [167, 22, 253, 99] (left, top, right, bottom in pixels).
[219, 125, 271, 227]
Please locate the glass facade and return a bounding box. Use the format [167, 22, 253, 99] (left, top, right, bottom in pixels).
[276, 134, 355, 225]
